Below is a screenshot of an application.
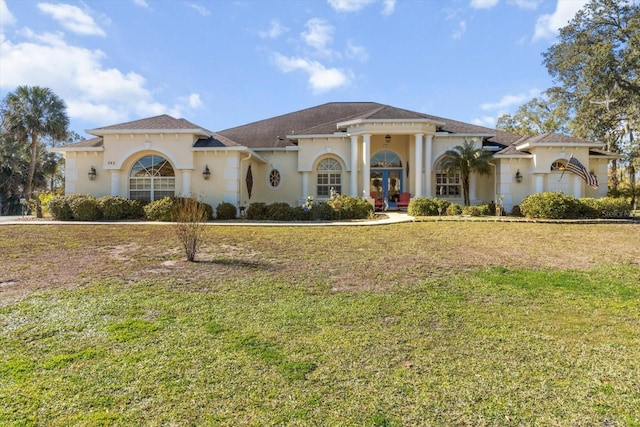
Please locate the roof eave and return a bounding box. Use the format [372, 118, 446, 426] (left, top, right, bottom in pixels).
[337, 118, 446, 129]
[88, 128, 210, 137]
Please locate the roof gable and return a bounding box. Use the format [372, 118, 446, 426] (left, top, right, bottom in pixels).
[88, 114, 210, 135]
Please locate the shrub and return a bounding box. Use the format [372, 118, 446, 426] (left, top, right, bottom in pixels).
[292, 206, 312, 221]
[407, 197, 439, 216]
[216, 202, 237, 220]
[70, 196, 101, 221]
[98, 196, 131, 220]
[446, 203, 463, 216]
[461, 204, 492, 216]
[332, 195, 372, 220]
[312, 201, 335, 220]
[593, 197, 631, 218]
[126, 199, 145, 219]
[38, 192, 59, 217]
[172, 197, 208, 262]
[577, 198, 599, 219]
[432, 198, 451, 214]
[246, 202, 268, 220]
[48, 194, 92, 220]
[144, 197, 174, 221]
[267, 202, 295, 221]
[520, 192, 583, 219]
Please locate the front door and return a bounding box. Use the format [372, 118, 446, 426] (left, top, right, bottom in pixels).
[371, 170, 402, 208]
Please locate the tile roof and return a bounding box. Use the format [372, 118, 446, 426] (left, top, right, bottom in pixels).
[61, 137, 104, 148]
[217, 102, 524, 148]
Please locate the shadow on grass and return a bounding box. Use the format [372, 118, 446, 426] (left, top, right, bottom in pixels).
[193, 258, 274, 270]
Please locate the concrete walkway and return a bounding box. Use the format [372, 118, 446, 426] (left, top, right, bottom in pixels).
[0, 211, 415, 227]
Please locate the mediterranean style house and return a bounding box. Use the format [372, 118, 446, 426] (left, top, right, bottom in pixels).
[53, 102, 616, 213]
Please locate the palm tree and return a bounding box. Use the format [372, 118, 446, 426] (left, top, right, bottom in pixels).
[1, 86, 69, 206]
[439, 140, 493, 206]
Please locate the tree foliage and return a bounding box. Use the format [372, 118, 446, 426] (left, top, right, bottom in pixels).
[542, 0, 639, 200]
[439, 141, 493, 206]
[496, 96, 570, 136]
[1, 86, 69, 204]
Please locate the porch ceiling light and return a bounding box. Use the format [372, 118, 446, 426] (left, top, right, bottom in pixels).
[88, 166, 97, 181]
[385, 134, 391, 144]
[515, 169, 523, 183]
[203, 165, 211, 180]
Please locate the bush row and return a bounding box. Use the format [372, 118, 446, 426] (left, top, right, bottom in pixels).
[48, 195, 145, 221]
[520, 192, 631, 219]
[407, 198, 496, 217]
[47, 195, 374, 222]
[246, 196, 373, 221]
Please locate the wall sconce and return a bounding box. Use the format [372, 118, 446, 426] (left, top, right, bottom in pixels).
[202, 165, 211, 180]
[88, 166, 97, 181]
[515, 169, 523, 183]
[385, 134, 391, 144]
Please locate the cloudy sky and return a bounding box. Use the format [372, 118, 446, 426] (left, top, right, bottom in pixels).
[1, 0, 590, 138]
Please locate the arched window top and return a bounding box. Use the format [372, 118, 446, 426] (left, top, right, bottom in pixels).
[131, 155, 175, 177]
[551, 160, 566, 171]
[371, 151, 402, 168]
[317, 158, 342, 171]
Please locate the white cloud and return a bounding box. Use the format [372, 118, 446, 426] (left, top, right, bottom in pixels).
[472, 116, 498, 127]
[480, 88, 541, 111]
[302, 18, 334, 55]
[183, 93, 203, 109]
[533, 0, 588, 40]
[188, 3, 211, 17]
[327, 0, 376, 13]
[381, 0, 396, 15]
[0, 29, 193, 124]
[272, 53, 351, 94]
[259, 19, 287, 39]
[0, 0, 16, 27]
[37, 3, 105, 36]
[452, 20, 467, 40]
[132, 0, 149, 7]
[346, 40, 368, 62]
[470, 0, 499, 9]
[507, 0, 542, 10]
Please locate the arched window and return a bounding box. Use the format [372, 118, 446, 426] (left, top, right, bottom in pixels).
[371, 151, 402, 168]
[129, 155, 175, 201]
[551, 160, 566, 171]
[435, 159, 461, 197]
[316, 158, 342, 197]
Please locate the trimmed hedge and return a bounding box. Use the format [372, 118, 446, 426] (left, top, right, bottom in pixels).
[520, 192, 631, 219]
[48, 194, 95, 221]
[245, 197, 371, 221]
[216, 202, 238, 220]
[98, 196, 144, 220]
[144, 197, 213, 222]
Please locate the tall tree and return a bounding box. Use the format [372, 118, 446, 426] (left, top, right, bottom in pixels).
[1, 86, 69, 202]
[496, 95, 570, 136]
[439, 141, 493, 206]
[542, 0, 639, 196]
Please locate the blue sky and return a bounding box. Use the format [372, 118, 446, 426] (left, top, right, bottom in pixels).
[1, 0, 590, 139]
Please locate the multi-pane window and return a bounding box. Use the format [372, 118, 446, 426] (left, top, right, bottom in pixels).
[435, 161, 461, 197]
[129, 155, 175, 201]
[316, 158, 341, 197]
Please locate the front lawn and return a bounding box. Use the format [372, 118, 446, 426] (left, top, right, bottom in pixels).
[1, 223, 639, 426]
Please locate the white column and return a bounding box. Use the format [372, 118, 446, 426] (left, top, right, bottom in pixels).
[424, 135, 433, 197]
[182, 170, 192, 196]
[573, 176, 582, 198]
[350, 135, 358, 197]
[414, 134, 424, 197]
[110, 171, 120, 197]
[301, 172, 309, 200]
[362, 134, 371, 196]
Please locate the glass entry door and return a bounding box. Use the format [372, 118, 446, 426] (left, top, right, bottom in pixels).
[371, 170, 402, 208]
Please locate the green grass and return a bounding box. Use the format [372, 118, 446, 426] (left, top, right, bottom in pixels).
[1, 223, 639, 425]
